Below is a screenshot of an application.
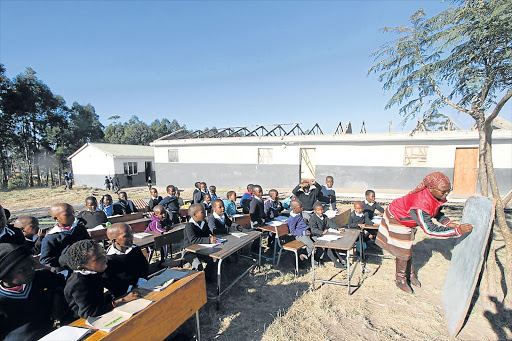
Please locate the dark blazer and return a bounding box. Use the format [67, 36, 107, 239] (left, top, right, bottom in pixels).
[64, 272, 113, 319]
[39, 222, 91, 268]
[148, 196, 163, 210]
[308, 213, 338, 237]
[103, 246, 149, 298]
[207, 214, 241, 235]
[0, 225, 25, 245]
[183, 221, 211, 249]
[249, 198, 266, 226]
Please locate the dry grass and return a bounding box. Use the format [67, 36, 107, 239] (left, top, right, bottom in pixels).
[1, 187, 508, 340]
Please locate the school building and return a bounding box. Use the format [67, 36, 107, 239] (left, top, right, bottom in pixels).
[68, 143, 155, 189]
[150, 127, 512, 195]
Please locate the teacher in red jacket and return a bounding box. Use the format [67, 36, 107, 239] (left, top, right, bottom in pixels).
[376, 172, 473, 293]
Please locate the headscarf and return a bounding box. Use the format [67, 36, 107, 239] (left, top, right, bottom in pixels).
[409, 172, 451, 194]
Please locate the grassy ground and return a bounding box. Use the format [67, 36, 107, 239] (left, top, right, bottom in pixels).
[1, 186, 510, 340]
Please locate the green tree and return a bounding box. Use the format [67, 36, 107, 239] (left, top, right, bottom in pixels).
[0, 64, 15, 188]
[69, 102, 105, 148]
[369, 0, 512, 307]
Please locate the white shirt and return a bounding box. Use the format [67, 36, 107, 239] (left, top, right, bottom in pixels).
[48, 219, 78, 235]
[189, 217, 206, 230]
[107, 244, 135, 255]
[364, 199, 375, 206]
[213, 212, 225, 224]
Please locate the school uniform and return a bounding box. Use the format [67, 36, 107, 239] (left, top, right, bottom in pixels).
[183, 218, 214, 274]
[347, 211, 374, 229]
[319, 185, 337, 211]
[64, 271, 113, 319]
[308, 213, 344, 265]
[113, 200, 138, 215]
[287, 212, 314, 257]
[148, 195, 163, 210]
[0, 269, 66, 341]
[207, 212, 241, 235]
[39, 219, 91, 268]
[362, 200, 384, 219]
[292, 183, 321, 221]
[145, 214, 172, 235]
[249, 196, 266, 227]
[240, 191, 253, 214]
[159, 195, 181, 224]
[99, 203, 114, 217]
[25, 234, 44, 255]
[103, 245, 148, 298]
[202, 201, 212, 215]
[77, 210, 108, 228]
[263, 198, 283, 220]
[222, 200, 238, 217]
[0, 225, 25, 245]
[193, 191, 208, 204]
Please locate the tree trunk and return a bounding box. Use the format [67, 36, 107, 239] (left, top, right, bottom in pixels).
[0, 147, 8, 189]
[477, 127, 488, 196]
[484, 126, 512, 309]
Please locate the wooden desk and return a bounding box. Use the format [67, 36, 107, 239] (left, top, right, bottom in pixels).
[232, 214, 251, 229]
[311, 228, 362, 294]
[259, 222, 289, 265]
[69, 270, 207, 341]
[89, 218, 151, 242]
[133, 224, 186, 261]
[185, 231, 262, 308]
[108, 212, 145, 224]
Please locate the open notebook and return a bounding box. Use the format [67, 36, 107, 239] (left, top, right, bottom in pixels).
[85, 298, 153, 332]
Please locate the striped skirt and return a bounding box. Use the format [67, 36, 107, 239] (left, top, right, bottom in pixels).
[375, 208, 416, 260]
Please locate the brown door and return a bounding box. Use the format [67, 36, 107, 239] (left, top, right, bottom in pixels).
[452, 148, 478, 194]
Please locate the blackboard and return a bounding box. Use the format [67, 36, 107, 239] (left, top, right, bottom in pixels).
[441, 196, 495, 337]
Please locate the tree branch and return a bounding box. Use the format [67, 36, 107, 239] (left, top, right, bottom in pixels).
[486, 88, 512, 125]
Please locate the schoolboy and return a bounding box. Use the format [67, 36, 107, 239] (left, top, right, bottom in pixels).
[318, 176, 337, 211]
[222, 191, 238, 217]
[308, 203, 346, 268]
[146, 205, 172, 234]
[103, 223, 149, 298]
[362, 189, 385, 219]
[202, 193, 213, 214]
[209, 185, 218, 200]
[287, 200, 316, 265]
[264, 189, 284, 220]
[281, 194, 297, 209]
[78, 196, 108, 228]
[240, 184, 254, 214]
[0, 204, 25, 245]
[64, 240, 139, 319]
[100, 194, 114, 217]
[193, 182, 209, 204]
[148, 187, 163, 210]
[40, 203, 91, 269]
[347, 201, 378, 229]
[292, 179, 322, 222]
[175, 187, 185, 206]
[0, 243, 67, 340]
[113, 192, 138, 215]
[249, 185, 266, 227]
[183, 204, 217, 279]
[13, 216, 44, 255]
[207, 200, 242, 235]
[159, 185, 181, 224]
[192, 181, 201, 199]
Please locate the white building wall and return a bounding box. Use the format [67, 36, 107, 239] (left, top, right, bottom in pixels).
[71, 145, 115, 175]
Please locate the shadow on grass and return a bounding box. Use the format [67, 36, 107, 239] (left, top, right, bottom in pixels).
[411, 236, 456, 273]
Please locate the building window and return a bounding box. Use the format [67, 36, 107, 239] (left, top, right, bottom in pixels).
[258, 148, 273, 164]
[168, 149, 179, 163]
[123, 162, 138, 175]
[404, 146, 428, 166]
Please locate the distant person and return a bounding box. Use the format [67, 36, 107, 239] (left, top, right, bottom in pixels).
[193, 182, 208, 204]
[159, 185, 181, 224]
[104, 176, 111, 191]
[175, 187, 185, 207]
[192, 182, 201, 200]
[376, 172, 473, 293]
[282, 194, 297, 210]
[64, 174, 71, 190]
[240, 184, 254, 214]
[318, 176, 337, 211]
[77, 197, 108, 228]
[264, 189, 284, 220]
[112, 176, 120, 194]
[126, 175, 133, 187]
[222, 191, 238, 217]
[113, 192, 138, 215]
[0, 204, 25, 245]
[100, 194, 114, 217]
[209, 185, 218, 200]
[147, 175, 152, 189]
[292, 179, 322, 222]
[202, 193, 213, 215]
[67, 171, 73, 189]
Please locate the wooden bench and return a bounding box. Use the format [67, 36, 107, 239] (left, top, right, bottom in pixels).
[261, 223, 306, 275]
[281, 239, 307, 275]
[132, 198, 150, 213]
[108, 212, 145, 224]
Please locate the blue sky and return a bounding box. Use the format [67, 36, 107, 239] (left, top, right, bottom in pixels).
[1, 1, 510, 133]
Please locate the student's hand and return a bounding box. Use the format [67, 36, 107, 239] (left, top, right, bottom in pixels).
[299, 182, 307, 188]
[458, 223, 473, 235]
[336, 208, 343, 214]
[322, 230, 328, 235]
[377, 212, 384, 217]
[338, 228, 345, 233]
[306, 231, 311, 236]
[210, 235, 218, 244]
[38, 229, 46, 238]
[373, 223, 379, 227]
[115, 292, 140, 306]
[309, 179, 316, 186]
[358, 223, 365, 228]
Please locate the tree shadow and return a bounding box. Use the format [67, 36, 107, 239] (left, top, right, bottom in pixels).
[483, 296, 512, 340]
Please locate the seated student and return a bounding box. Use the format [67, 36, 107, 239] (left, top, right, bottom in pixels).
[175, 187, 185, 207]
[148, 188, 163, 211]
[64, 240, 139, 319]
[145, 205, 172, 235]
[292, 179, 322, 222]
[318, 176, 337, 211]
[192, 181, 201, 201]
[308, 203, 346, 268]
[281, 194, 297, 210]
[78, 196, 108, 228]
[113, 192, 138, 215]
[240, 184, 254, 214]
[99, 194, 114, 217]
[249, 185, 266, 227]
[13, 216, 44, 255]
[0, 243, 67, 341]
[287, 200, 317, 265]
[39, 203, 91, 270]
[362, 189, 385, 219]
[0, 204, 25, 245]
[202, 193, 213, 215]
[207, 200, 242, 235]
[103, 223, 149, 298]
[347, 201, 378, 229]
[193, 182, 209, 204]
[183, 204, 217, 279]
[159, 185, 181, 224]
[209, 185, 218, 201]
[222, 191, 238, 217]
[264, 189, 284, 220]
